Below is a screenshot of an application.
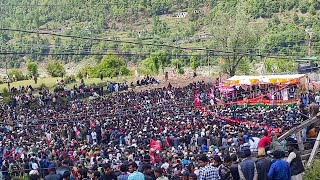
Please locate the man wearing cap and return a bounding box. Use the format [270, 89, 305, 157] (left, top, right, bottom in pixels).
[286, 143, 304, 180]
[198, 155, 219, 180]
[45, 164, 61, 180]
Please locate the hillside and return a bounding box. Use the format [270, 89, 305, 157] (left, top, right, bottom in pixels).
[0, 0, 320, 70]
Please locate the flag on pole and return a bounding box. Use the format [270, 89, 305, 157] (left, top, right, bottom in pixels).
[194, 91, 200, 108]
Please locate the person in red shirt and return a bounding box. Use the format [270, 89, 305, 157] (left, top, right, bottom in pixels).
[257, 131, 271, 151]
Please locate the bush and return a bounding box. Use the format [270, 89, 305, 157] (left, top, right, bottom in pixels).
[2, 87, 9, 97]
[77, 71, 84, 80]
[45, 60, 66, 77]
[82, 54, 132, 78]
[177, 68, 185, 74]
[299, 2, 308, 13]
[26, 60, 38, 77]
[8, 69, 25, 81]
[137, 67, 153, 75]
[303, 160, 320, 180]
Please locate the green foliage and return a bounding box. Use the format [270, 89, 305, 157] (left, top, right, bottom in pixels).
[139, 58, 157, 74]
[149, 50, 168, 74]
[151, 16, 170, 36]
[0, 0, 320, 67]
[26, 60, 38, 77]
[236, 59, 257, 75]
[208, 1, 260, 76]
[299, 1, 309, 13]
[303, 160, 320, 180]
[264, 58, 296, 73]
[64, 74, 77, 84]
[77, 71, 84, 80]
[45, 60, 66, 77]
[83, 54, 131, 78]
[8, 69, 25, 81]
[189, 53, 200, 72]
[171, 58, 184, 74]
[293, 13, 300, 24]
[188, 8, 199, 21]
[2, 87, 9, 97]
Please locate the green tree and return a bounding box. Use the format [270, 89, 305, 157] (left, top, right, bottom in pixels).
[83, 54, 131, 78]
[26, 60, 38, 77]
[45, 60, 66, 77]
[149, 50, 168, 74]
[264, 58, 295, 73]
[8, 69, 25, 81]
[308, 4, 316, 15]
[171, 58, 184, 74]
[189, 53, 200, 73]
[293, 13, 300, 24]
[139, 58, 157, 75]
[208, 1, 260, 76]
[299, 1, 308, 13]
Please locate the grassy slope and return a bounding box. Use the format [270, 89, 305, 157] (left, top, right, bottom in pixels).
[0, 76, 131, 93]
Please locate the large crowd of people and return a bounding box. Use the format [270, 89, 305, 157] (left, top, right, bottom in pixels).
[0, 79, 316, 180]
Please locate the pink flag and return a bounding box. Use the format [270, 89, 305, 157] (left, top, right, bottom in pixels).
[194, 91, 200, 108]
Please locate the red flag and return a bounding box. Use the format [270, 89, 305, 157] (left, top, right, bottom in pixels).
[194, 91, 200, 108]
[149, 150, 155, 164]
[150, 139, 161, 150]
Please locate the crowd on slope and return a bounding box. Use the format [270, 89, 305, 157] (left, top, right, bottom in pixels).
[0, 80, 315, 180]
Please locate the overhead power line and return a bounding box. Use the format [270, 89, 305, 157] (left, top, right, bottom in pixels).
[0, 28, 312, 59]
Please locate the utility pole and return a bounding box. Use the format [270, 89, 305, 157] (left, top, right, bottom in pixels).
[305, 27, 313, 57]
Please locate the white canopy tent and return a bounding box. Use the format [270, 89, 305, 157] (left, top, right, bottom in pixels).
[227, 74, 306, 85]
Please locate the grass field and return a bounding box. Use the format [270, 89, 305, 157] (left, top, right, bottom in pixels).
[0, 76, 132, 93]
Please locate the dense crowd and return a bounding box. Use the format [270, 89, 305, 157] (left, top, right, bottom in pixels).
[0, 80, 315, 180]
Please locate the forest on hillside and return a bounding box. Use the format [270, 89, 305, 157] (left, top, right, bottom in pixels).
[0, 0, 320, 75]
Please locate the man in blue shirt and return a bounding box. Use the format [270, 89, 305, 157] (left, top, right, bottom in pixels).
[128, 162, 144, 180]
[267, 150, 290, 180]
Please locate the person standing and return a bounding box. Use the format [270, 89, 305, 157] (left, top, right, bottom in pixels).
[267, 150, 291, 180]
[128, 162, 144, 180]
[238, 148, 258, 180]
[286, 143, 304, 180]
[154, 167, 169, 180]
[99, 164, 117, 180]
[198, 155, 219, 180]
[219, 156, 234, 180]
[117, 164, 129, 180]
[44, 164, 61, 180]
[255, 148, 271, 180]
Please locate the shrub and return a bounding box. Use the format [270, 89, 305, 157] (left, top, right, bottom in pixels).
[26, 60, 38, 77]
[81, 54, 131, 78]
[77, 71, 84, 80]
[303, 160, 320, 180]
[45, 60, 66, 77]
[8, 69, 25, 81]
[2, 87, 9, 97]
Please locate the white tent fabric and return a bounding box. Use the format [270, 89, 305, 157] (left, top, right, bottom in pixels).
[227, 74, 306, 85]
